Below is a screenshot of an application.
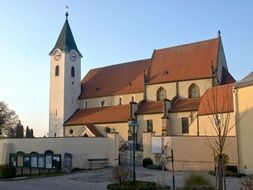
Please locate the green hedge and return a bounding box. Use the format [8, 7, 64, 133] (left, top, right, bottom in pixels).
[0, 165, 16, 178]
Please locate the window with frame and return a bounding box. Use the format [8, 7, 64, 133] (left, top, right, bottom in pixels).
[188, 84, 200, 98]
[119, 97, 123, 105]
[157, 87, 167, 101]
[55, 65, 59, 76]
[147, 120, 153, 132]
[182, 117, 189, 134]
[71, 66, 75, 77]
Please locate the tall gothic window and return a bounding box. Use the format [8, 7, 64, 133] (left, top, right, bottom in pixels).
[157, 87, 167, 101]
[182, 117, 189, 134]
[118, 97, 123, 105]
[55, 65, 59, 76]
[188, 84, 200, 98]
[147, 120, 153, 132]
[71, 66, 75, 77]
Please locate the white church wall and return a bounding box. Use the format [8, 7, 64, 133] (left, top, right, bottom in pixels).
[145, 78, 213, 101]
[146, 82, 177, 101]
[0, 135, 119, 169]
[178, 79, 213, 98]
[49, 54, 66, 137]
[79, 93, 143, 108]
[63, 52, 81, 124]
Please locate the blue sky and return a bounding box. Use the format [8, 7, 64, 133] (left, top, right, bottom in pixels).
[0, 1, 252, 136]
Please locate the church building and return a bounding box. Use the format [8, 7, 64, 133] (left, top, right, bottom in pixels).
[49, 12, 236, 146]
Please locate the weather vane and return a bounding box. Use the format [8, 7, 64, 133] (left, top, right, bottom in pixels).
[65, 5, 69, 19]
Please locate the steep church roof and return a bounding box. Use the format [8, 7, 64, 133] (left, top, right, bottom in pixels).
[49, 13, 82, 56]
[169, 98, 201, 112]
[198, 84, 234, 116]
[64, 105, 131, 125]
[147, 38, 220, 84]
[79, 59, 150, 99]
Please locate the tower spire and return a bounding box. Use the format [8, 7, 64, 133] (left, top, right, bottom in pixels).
[65, 6, 69, 20]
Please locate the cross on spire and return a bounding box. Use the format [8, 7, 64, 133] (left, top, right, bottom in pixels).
[65, 5, 69, 20]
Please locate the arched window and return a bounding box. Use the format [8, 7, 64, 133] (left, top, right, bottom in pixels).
[188, 84, 200, 98]
[71, 66, 75, 77]
[131, 95, 135, 102]
[118, 97, 123, 105]
[55, 65, 59, 76]
[101, 99, 105, 107]
[157, 87, 167, 101]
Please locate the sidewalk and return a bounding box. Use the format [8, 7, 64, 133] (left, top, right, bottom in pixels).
[0, 166, 244, 190]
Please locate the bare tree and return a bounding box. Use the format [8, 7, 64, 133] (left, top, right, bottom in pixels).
[0, 101, 19, 137]
[200, 84, 246, 190]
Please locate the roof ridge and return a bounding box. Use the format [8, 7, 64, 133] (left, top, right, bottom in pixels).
[88, 58, 151, 71]
[154, 37, 219, 52]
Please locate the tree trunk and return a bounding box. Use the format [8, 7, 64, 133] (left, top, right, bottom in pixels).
[217, 154, 223, 190]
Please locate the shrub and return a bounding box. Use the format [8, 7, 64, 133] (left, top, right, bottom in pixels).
[226, 165, 238, 173]
[71, 167, 81, 172]
[107, 180, 160, 190]
[183, 174, 214, 190]
[143, 157, 153, 168]
[0, 165, 16, 178]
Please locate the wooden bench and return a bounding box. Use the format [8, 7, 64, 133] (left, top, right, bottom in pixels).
[87, 158, 109, 169]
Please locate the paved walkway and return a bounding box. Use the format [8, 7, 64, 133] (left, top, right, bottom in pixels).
[0, 167, 244, 190]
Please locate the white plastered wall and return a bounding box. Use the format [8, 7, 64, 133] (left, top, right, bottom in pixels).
[79, 93, 143, 108]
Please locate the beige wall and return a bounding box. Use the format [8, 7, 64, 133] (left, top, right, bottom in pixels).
[80, 93, 143, 108]
[145, 79, 213, 101]
[169, 111, 198, 135]
[235, 84, 253, 174]
[0, 134, 119, 169]
[198, 113, 236, 136]
[137, 114, 163, 142]
[143, 133, 237, 171]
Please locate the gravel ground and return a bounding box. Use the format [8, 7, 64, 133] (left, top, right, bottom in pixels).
[0, 167, 244, 190]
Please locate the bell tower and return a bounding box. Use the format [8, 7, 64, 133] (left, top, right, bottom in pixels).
[49, 9, 82, 137]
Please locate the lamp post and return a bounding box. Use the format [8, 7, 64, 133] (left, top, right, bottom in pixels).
[128, 119, 138, 185]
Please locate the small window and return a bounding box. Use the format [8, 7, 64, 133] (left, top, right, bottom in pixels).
[157, 87, 167, 101]
[119, 97, 123, 105]
[71, 66, 75, 77]
[85, 101, 88, 108]
[147, 120, 153, 132]
[182, 117, 189, 134]
[101, 99, 105, 107]
[188, 84, 200, 98]
[69, 129, 73, 135]
[55, 65, 59, 76]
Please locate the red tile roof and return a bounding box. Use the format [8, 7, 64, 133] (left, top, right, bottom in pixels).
[85, 124, 104, 137]
[64, 105, 130, 125]
[198, 84, 234, 116]
[138, 101, 163, 114]
[169, 98, 201, 112]
[147, 38, 220, 84]
[79, 59, 150, 99]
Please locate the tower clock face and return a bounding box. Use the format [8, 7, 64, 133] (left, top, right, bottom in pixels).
[70, 50, 78, 62]
[53, 49, 62, 61]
